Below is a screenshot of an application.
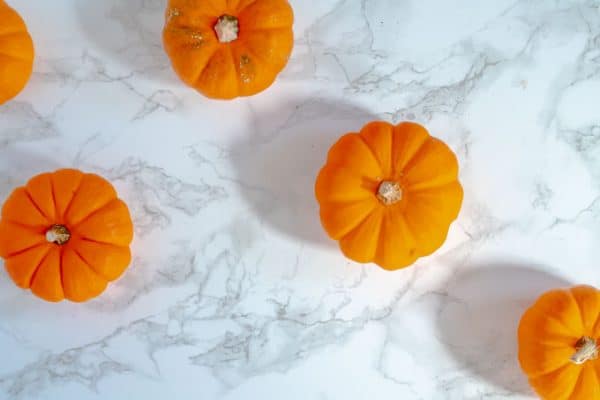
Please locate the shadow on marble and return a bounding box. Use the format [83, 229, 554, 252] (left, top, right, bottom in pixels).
[75, 0, 176, 85]
[436, 263, 570, 395]
[231, 98, 377, 247]
[0, 149, 62, 200]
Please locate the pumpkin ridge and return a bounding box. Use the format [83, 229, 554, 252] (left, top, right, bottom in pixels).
[1, 231, 46, 258]
[163, 25, 221, 86]
[58, 247, 67, 299]
[225, 45, 240, 95]
[5, 243, 51, 289]
[0, 52, 30, 65]
[374, 209, 418, 269]
[322, 160, 381, 186]
[407, 181, 461, 195]
[583, 363, 600, 397]
[236, 0, 260, 13]
[0, 30, 30, 41]
[70, 248, 108, 284]
[48, 173, 60, 221]
[404, 215, 452, 257]
[70, 198, 122, 231]
[315, 164, 377, 205]
[356, 135, 386, 174]
[534, 337, 588, 349]
[234, 40, 268, 71]
[1, 210, 46, 231]
[567, 289, 588, 334]
[321, 200, 378, 240]
[72, 244, 120, 282]
[27, 245, 53, 289]
[593, 359, 600, 386]
[57, 175, 85, 221]
[525, 355, 573, 379]
[324, 133, 384, 178]
[237, 0, 293, 33]
[535, 312, 579, 338]
[389, 122, 402, 179]
[405, 184, 464, 227]
[594, 316, 600, 338]
[573, 286, 600, 335]
[543, 292, 587, 335]
[25, 173, 56, 221]
[401, 136, 439, 175]
[66, 193, 117, 227]
[240, 26, 293, 35]
[360, 122, 394, 177]
[392, 125, 431, 176]
[22, 187, 52, 223]
[405, 174, 461, 192]
[165, 1, 219, 18]
[339, 207, 384, 262]
[397, 212, 418, 256]
[567, 366, 587, 400]
[191, 43, 222, 88]
[0, 26, 25, 36]
[321, 153, 382, 183]
[73, 235, 127, 248]
[231, 42, 281, 96]
[0, 46, 32, 62]
[530, 362, 578, 398]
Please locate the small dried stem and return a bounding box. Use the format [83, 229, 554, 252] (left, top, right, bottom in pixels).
[214, 15, 239, 43]
[46, 225, 71, 245]
[377, 181, 403, 205]
[570, 336, 599, 365]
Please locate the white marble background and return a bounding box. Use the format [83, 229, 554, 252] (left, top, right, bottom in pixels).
[0, 0, 599, 399]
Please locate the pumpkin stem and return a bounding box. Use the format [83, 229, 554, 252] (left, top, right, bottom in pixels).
[214, 15, 239, 43]
[377, 181, 403, 205]
[46, 224, 71, 246]
[570, 336, 599, 365]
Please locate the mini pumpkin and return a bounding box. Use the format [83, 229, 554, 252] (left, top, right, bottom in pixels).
[518, 285, 600, 399]
[315, 121, 463, 270]
[163, 0, 294, 100]
[0, 0, 35, 105]
[0, 169, 134, 302]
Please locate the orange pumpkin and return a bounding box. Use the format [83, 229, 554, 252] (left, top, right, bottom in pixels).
[0, 0, 35, 105]
[315, 121, 463, 270]
[162, 0, 294, 100]
[0, 169, 134, 302]
[518, 285, 600, 399]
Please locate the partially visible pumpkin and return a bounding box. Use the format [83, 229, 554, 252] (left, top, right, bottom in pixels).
[0, 0, 34, 105]
[518, 285, 600, 399]
[315, 121, 463, 270]
[0, 169, 134, 302]
[163, 0, 294, 100]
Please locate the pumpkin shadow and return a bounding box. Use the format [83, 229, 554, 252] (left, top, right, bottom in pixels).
[75, 0, 176, 85]
[0, 149, 62, 200]
[230, 98, 378, 247]
[436, 263, 571, 395]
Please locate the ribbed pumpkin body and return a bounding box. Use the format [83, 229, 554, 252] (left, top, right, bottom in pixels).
[163, 0, 294, 99]
[0, 169, 134, 302]
[315, 121, 463, 270]
[0, 0, 34, 104]
[519, 285, 600, 399]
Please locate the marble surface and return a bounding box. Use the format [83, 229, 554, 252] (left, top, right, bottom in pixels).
[1, 0, 599, 399]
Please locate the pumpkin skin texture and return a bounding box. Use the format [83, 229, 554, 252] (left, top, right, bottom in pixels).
[518, 285, 600, 400]
[315, 121, 463, 270]
[163, 0, 294, 100]
[0, 0, 34, 105]
[0, 169, 134, 302]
